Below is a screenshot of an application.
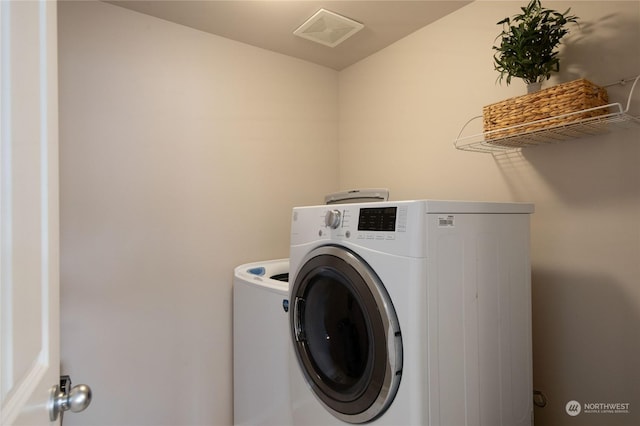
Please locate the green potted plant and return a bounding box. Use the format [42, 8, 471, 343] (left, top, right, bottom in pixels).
[493, 0, 579, 92]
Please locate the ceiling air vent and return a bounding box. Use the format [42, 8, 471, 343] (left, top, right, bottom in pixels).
[293, 9, 364, 48]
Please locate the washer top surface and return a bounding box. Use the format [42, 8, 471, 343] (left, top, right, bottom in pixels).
[234, 258, 289, 294]
[296, 198, 534, 214]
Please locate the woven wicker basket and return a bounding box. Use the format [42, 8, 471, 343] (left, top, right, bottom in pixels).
[483, 78, 609, 141]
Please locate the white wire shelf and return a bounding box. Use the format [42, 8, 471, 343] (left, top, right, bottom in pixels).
[454, 76, 640, 154]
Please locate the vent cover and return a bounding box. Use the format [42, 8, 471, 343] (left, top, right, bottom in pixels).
[293, 9, 364, 48]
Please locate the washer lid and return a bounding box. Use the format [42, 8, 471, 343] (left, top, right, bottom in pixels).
[290, 245, 402, 424]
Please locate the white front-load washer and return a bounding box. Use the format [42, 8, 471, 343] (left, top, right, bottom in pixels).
[288, 200, 534, 425]
[233, 259, 292, 426]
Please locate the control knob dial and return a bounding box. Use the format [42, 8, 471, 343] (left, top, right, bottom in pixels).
[325, 209, 341, 229]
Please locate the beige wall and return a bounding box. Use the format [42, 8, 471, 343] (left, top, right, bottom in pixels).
[60, 1, 639, 425]
[58, 1, 337, 425]
[339, 1, 640, 425]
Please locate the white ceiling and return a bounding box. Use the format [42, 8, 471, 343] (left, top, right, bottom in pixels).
[104, 1, 473, 70]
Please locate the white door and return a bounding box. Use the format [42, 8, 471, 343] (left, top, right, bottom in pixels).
[0, 0, 60, 424]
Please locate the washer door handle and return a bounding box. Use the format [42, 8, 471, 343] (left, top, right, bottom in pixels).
[293, 296, 306, 342]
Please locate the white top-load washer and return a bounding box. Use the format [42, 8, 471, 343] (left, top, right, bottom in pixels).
[233, 259, 292, 426]
[288, 200, 534, 425]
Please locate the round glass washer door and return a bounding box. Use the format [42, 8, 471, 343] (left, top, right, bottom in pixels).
[290, 245, 403, 424]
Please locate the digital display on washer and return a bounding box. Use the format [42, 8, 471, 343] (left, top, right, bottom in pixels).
[357, 207, 397, 231]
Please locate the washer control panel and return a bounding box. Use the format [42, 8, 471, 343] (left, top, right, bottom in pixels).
[291, 200, 426, 258]
[315, 205, 409, 242]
